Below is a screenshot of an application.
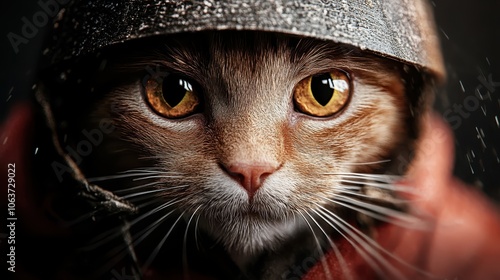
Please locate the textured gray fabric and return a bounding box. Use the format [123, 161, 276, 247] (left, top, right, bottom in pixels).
[47, 0, 444, 78]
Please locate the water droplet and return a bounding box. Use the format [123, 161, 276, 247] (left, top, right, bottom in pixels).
[492, 148, 499, 163]
[466, 152, 475, 174]
[475, 127, 487, 149]
[440, 28, 449, 40]
[6, 87, 13, 102]
[3, 137, 8, 145]
[459, 80, 465, 92]
[34, 147, 39, 155]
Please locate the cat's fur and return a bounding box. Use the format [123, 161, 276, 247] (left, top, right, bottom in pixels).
[52, 31, 426, 278]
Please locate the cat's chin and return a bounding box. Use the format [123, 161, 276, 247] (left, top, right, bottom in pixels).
[202, 214, 305, 257]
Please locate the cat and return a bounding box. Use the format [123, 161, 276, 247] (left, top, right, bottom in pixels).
[42, 31, 430, 279]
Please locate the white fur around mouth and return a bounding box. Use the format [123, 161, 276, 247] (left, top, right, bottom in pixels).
[200, 212, 305, 256]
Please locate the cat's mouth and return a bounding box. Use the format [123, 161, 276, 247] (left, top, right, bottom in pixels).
[202, 201, 291, 222]
[197, 208, 304, 255]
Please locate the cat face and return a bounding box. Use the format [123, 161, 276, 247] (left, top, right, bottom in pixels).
[83, 32, 412, 256]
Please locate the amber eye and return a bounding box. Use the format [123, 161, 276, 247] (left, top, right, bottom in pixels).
[293, 70, 351, 117]
[144, 73, 201, 118]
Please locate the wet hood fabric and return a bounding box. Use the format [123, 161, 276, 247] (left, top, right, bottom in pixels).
[48, 0, 445, 80]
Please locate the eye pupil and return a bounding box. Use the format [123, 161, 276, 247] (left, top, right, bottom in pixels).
[310, 73, 335, 106]
[162, 75, 192, 107]
[293, 70, 350, 117]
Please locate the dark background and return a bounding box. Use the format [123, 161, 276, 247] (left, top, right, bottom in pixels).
[1, 0, 499, 203]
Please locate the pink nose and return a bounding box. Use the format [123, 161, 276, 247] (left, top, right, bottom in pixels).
[222, 162, 278, 198]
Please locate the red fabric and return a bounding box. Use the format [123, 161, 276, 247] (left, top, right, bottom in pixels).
[1, 103, 33, 217]
[302, 237, 376, 280]
[1, 103, 68, 235]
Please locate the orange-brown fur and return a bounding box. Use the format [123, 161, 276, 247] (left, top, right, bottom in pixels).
[72, 31, 419, 277]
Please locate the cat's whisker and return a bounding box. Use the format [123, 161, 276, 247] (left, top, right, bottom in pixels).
[103, 209, 178, 272]
[314, 206, 403, 280]
[338, 178, 418, 194]
[133, 196, 167, 210]
[334, 195, 428, 229]
[121, 168, 180, 174]
[317, 204, 435, 279]
[132, 174, 183, 181]
[94, 208, 178, 280]
[332, 185, 363, 191]
[335, 189, 410, 204]
[84, 199, 182, 251]
[326, 172, 401, 182]
[130, 209, 177, 248]
[124, 186, 189, 204]
[183, 205, 202, 280]
[90, 197, 183, 273]
[296, 210, 333, 280]
[87, 173, 157, 182]
[65, 194, 164, 229]
[164, 185, 190, 190]
[194, 213, 202, 251]
[142, 210, 187, 272]
[315, 208, 387, 279]
[317, 194, 428, 229]
[128, 194, 167, 204]
[58, 189, 164, 231]
[342, 159, 391, 166]
[114, 181, 163, 194]
[323, 172, 419, 195]
[303, 210, 352, 280]
[121, 188, 169, 199]
[87, 168, 182, 183]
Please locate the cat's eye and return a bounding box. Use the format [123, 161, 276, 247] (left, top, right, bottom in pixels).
[144, 73, 201, 118]
[293, 70, 351, 117]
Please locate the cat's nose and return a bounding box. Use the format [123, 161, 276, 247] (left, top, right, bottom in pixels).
[222, 162, 279, 198]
